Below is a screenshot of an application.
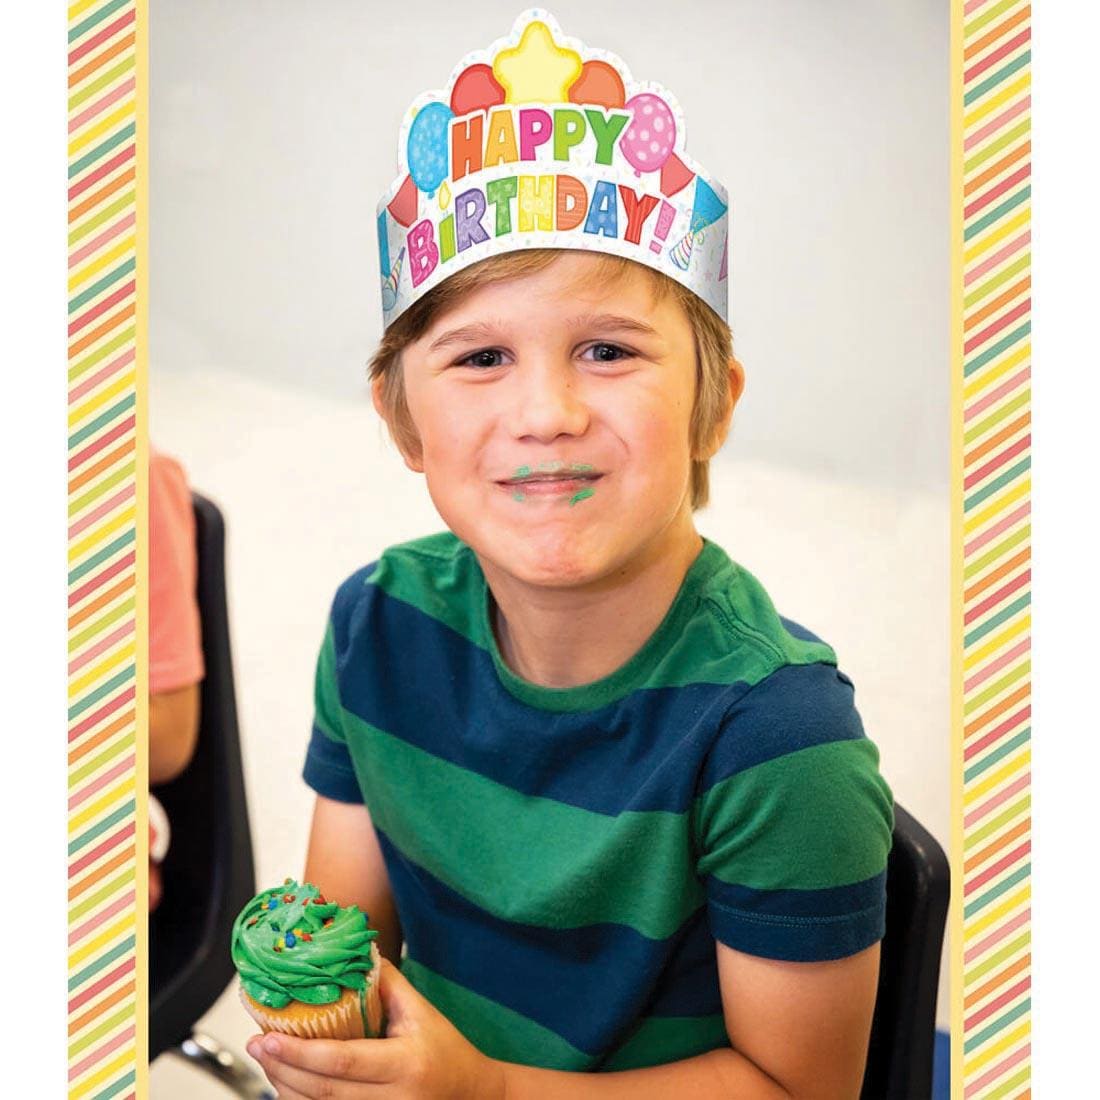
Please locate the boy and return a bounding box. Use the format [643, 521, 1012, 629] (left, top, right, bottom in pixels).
[246, 14, 893, 1099]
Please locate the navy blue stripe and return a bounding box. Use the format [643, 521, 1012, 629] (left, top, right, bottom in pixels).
[302, 726, 363, 804]
[377, 830, 721, 1054]
[325, 572, 862, 814]
[705, 870, 886, 922]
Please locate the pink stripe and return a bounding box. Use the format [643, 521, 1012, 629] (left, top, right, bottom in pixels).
[68, 889, 136, 949]
[68, 414, 135, 473]
[964, 771, 1030, 830]
[68, 619, 133, 676]
[964, 569, 1030, 626]
[68, 483, 135, 541]
[964, 27, 1031, 85]
[964, 299, 1030, 356]
[68, 279, 136, 337]
[964, 366, 1030, 421]
[68, 956, 135, 1014]
[964, 432, 1031, 489]
[963, 0, 991, 14]
[68, 549, 135, 608]
[965, 230, 1030, 286]
[68, 686, 134, 742]
[965, 96, 1031, 153]
[67, 144, 134, 201]
[964, 907, 1030, 965]
[68, 9, 136, 65]
[964, 638, 1031, 693]
[68, 75, 136, 135]
[966, 706, 1030, 760]
[69, 212, 136, 270]
[965, 164, 1031, 220]
[965, 1043, 1031, 1096]
[68, 347, 136, 403]
[68, 823, 135, 881]
[964, 501, 1029, 556]
[964, 976, 1031, 1031]
[68, 1024, 136, 1082]
[68, 754, 135, 811]
[966, 840, 1031, 894]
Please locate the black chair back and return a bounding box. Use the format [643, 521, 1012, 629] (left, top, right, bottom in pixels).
[861, 803, 951, 1099]
[150, 492, 256, 1059]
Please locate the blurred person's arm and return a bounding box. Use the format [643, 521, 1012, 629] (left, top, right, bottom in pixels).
[149, 682, 200, 784]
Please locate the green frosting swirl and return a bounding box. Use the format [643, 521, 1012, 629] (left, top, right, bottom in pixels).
[231, 879, 379, 1009]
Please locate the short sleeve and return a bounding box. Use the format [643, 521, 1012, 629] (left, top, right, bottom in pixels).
[694, 661, 894, 962]
[148, 451, 204, 694]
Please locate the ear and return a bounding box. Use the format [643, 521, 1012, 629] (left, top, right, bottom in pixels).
[697, 356, 745, 460]
[371, 375, 425, 474]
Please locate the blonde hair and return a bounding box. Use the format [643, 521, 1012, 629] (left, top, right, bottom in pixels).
[368, 250, 734, 510]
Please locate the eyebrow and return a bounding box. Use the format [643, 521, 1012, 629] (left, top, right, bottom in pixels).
[427, 313, 661, 352]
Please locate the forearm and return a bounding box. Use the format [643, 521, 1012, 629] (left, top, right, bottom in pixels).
[498, 1047, 790, 1100]
[148, 683, 200, 785]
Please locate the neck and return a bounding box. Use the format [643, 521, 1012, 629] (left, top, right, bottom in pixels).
[481, 518, 705, 690]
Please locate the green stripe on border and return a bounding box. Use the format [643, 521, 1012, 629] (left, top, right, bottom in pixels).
[964, 728, 1030, 783]
[962, 997, 1030, 1054]
[69, 256, 136, 314]
[68, 0, 131, 44]
[964, 456, 1031, 510]
[68, 528, 135, 586]
[68, 665, 135, 720]
[69, 799, 136, 856]
[963, 864, 1030, 920]
[68, 121, 136, 180]
[964, 186, 1031, 241]
[964, 594, 1030, 648]
[964, 51, 1031, 108]
[68, 934, 136, 992]
[963, 323, 1030, 377]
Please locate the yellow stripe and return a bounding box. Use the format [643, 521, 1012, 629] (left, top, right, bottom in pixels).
[68, 503, 136, 564]
[68, 640, 135, 699]
[68, 234, 136, 292]
[963, 477, 1030, 535]
[68, 100, 135, 157]
[963, 208, 1030, 264]
[964, 885, 1029, 938]
[67, 0, 102, 21]
[962, 343, 1030, 400]
[963, 72, 1030, 130]
[964, 615, 1030, 672]
[68, 913, 133, 970]
[68, 775, 136, 835]
[964, 748, 1029, 804]
[962, 1020, 1029, 1078]
[963, 659, 1030, 716]
[69, 1050, 133, 1100]
[68, 369, 135, 429]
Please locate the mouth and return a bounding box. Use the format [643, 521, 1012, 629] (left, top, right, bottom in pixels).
[497, 464, 604, 497]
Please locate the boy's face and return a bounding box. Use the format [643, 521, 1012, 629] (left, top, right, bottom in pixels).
[384, 252, 728, 589]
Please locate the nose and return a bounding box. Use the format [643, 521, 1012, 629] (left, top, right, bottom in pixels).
[505, 355, 590, 443]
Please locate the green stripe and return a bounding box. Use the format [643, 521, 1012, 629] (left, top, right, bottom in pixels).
[962, 997, 1030, 1054]
[964, 51, 1031, 108]
[964, 661, 1029, 716]
[963, 864, 1030, 920]
[964, 118, 1030, 174]
[964, 593, 1030, 647]
[68, 324, 135, 382]
[69, 460, 137, 519]
[69, 0, 131, 43]
[601, 1015, 729, 1071]
[964, 728, 1030, 783]
[69, 255, 136, 314]
[68, 933, 135, 992]
[963, 254, 1030, 310]
[93, 1070, 137, 1100]
[984, 1067, 1031, 1100]
[69, 56, 135, 111]
[963, 0, 1023, 38]
[964, 185, 1031, 241]
[963, 389, 1030, 445]
[68, 528, 135, 586]
[963, 930, 1029, 986]
[70, 870, 136, 923]
[964, 795, 1029, 850]
[70, 190, 136, 245]
[696, 740, 893, 890]
[964, 456, 1031, 510]
[69, 392, 136, 449]
[69, 798, 136, 856]
[963, 525, 1030, 581]
[68, 665, 134, 721]
[69, 121, 136, 180]
[403, 957, 587, 1068]
[69, 596, 135, 652]
[964, 324, 1030, 377]
[69, 1005, 134, 1058]
[338, 709, 704, 939]
[69, 731, 135, 787]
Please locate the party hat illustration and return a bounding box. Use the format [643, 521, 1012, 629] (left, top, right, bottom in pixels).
[688, 177, 727, 233]
[380, 248, 406, 312]
[669, 230, 696, 271]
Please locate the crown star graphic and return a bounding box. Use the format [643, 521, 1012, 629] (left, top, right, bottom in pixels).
[492, 20, 582, 104]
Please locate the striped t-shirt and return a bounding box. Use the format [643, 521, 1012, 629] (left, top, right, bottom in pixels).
[302, 532, 894, 1071]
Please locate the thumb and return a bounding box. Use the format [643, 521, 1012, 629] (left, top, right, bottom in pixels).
[378, 957, 429, 1031]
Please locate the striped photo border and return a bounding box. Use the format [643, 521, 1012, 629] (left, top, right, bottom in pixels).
[62, 1, 1032, 1097]
[952, 0, 1032, 1097]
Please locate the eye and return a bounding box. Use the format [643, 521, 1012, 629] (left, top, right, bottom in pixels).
[455, 348, 507, 369]
[582, 343, 634, 363]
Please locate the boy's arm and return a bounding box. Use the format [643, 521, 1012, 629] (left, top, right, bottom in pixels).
[303, 794, 403, 963]
[500, 941, 879, 1100]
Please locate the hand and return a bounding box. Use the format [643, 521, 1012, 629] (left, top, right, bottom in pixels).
[246, 958, 508, 1100]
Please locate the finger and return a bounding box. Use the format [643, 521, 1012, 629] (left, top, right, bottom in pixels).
[260, 1054, 354, 1100]
[260, 1032, 408, 1083]
[379, 957, 433, 1032]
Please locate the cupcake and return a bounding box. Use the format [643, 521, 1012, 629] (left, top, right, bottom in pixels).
[232, 878, 384, 1039]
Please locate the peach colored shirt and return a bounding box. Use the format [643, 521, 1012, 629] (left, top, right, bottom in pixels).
[149, 451, 204, 694]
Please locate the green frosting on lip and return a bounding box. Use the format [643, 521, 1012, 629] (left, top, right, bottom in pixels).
[231, 879, 379, 1009]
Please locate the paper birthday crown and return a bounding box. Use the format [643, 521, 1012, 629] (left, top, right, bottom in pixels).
[376, 9, 730, 328]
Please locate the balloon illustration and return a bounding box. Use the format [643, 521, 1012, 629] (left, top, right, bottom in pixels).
[450, 64, 506, 116]
[620, 93, 676, 175]
[567, 60, 626, 109]
[406, 101, 454, 195]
